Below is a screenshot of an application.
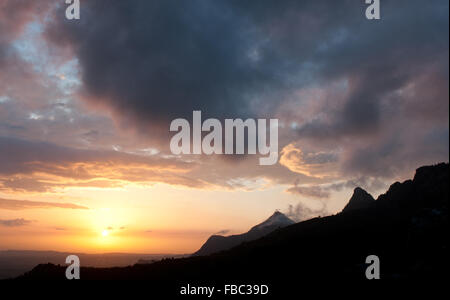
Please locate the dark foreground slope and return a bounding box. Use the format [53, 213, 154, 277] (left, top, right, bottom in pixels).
[18, 163, 449, 282]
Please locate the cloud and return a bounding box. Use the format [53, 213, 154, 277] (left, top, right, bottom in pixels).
[0, 136, 208, 192]
[0, 198, 88, 210]
[45, 0, 292, 140]
[0, 0, 52, 69]
[45, 0, 448, 122]
[285, 175, 389, 200]
[0, 218, 32, 227]
[214, 229, 231, 235]
[279, 143, 339, 178]
[0, 0, 447, 201]
[284, 203, 327, 222]
[286, 185, 331, 199]
[40, 1, 403, 138]
[0, 136, 319, 192]
[40, 0, 448, 179]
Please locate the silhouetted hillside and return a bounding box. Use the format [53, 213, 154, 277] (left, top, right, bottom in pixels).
[17, 163, 449, 284]
[0, 250, 183, 279]
[193, 211, 294, 256]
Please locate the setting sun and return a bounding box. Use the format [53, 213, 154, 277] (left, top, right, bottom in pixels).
[0, 0, 447, 290]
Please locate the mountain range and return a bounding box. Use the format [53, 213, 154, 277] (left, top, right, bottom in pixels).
[15, 163, 449, 287]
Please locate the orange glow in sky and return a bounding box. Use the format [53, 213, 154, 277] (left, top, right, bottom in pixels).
[1, 182, 351, 254]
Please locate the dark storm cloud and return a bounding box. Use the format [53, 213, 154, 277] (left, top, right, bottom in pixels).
[341, 127, 450, 178]
[1, 0, 444, 193]
[45, 0, 448, 136]
[43, 0, 373, 133]
[46, 0, 293, 129]
[295, 0, 448, 140]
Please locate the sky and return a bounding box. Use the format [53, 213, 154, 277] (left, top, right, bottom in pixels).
[0, 0, 448, 254]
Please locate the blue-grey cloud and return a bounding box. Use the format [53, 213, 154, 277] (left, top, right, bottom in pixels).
[0, 218, 32, 227]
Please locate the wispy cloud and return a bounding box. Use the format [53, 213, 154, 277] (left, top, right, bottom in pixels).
[214, 229, 231, 235]
[0, 198, 88, 210]
[284, 203, 327, 222]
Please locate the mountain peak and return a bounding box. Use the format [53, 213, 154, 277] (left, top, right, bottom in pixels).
[251, 211, 295, 231]
[193, 211, 295, 256]
[342, 187, 375, 213]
